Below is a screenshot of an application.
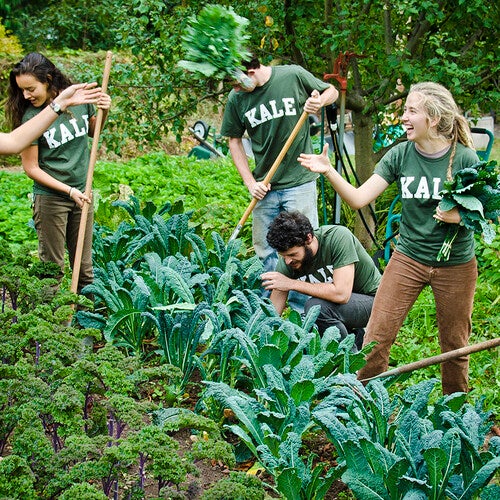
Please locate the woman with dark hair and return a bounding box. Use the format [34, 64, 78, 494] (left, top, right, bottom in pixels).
[1, 83, 101, 154]
[6, 52, 111, 292]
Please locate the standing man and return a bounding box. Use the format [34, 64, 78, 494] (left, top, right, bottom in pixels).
[221, 56, 338, 275]
[262, 211, 381, 349]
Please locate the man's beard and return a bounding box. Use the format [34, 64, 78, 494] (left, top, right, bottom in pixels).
[297, 245, 314, 271]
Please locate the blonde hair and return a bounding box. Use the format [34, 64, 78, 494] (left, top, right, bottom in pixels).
[409, 82, 475, 179]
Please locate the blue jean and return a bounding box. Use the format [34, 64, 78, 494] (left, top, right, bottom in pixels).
[357, 250, 477, 394]
[252, 180, 319, 273]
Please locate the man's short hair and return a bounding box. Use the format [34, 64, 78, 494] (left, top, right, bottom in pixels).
[266, 211, 314, 252]
[242, 56, 260, 70]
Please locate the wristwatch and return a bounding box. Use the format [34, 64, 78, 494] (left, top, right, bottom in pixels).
[49, 101, 63, 115]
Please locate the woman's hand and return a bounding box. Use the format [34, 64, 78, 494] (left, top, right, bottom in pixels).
[55, 83, 102, 110]
[97, 92, 112, 110]
[69, 187, 92, 208]
[298, 143, 332, 174]
[434, 205, 462, 224]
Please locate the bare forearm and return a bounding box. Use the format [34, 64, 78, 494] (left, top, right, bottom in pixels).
[270, 290, 288, 315]
[263, 271, 352, 305]
[89, 108, 110, 137]
[323, 167, 368, 209]
[229, 139, 254, 187]
[319, 85, 339, 107]
[2, 106, 61, 155]
[288, 280, 351, 304]
[24, 164, 72, 195]
[1, 83, 101, 155]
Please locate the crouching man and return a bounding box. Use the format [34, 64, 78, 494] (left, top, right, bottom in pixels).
[262, 211, 381, 349]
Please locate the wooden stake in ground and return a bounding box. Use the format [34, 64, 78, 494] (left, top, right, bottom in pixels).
[71, 51, 113, 294]
[359, 337, 500, 382]
[229, 110, 309, 241]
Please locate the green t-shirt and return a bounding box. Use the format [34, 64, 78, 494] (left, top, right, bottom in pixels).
[276, 225, 381, 296]
[221, 65, 331, 190]
[22, 103, 95, 196]
[374, 141, 479, 266]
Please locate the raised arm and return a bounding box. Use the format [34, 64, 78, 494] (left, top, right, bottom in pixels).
[0, 83, 101, 155]
[298, 143, 389, 209]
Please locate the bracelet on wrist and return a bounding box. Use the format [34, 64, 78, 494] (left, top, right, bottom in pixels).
[68, 187, 74, 197]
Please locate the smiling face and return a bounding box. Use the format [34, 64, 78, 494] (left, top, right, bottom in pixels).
[15, 74, 50, 108]
[401, 91, 437, 144]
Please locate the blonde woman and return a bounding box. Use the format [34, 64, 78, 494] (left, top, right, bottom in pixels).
[298, 82, 479, 394]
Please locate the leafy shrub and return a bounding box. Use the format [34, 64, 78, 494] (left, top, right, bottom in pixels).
[201, 471, 266, 500]
[203, 308, 371, 500]
[0, 242, 237, 499]
[476, 226, 500, 286]
[0, 18, 23, 57]
[313, 376, 500, 499]
[0, 455, 36, 500]
[0, 152, 251, 248]
[78, 197, 263, 395]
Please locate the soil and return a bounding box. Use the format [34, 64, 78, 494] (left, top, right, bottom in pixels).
[140, 425, 350, 500]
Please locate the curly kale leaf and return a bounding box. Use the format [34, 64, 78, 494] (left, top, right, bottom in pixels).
[178, 4, 251, 79]
[437, 160, 499, 259]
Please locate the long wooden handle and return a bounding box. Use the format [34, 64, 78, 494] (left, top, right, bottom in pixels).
[360, 337, 500, 382]
[229, 110, 309, 241]
[71, 51, 113, 294]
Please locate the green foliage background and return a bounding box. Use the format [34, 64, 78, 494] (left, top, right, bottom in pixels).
[0, 154, 251, 247]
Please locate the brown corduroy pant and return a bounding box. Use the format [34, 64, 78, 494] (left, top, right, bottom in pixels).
[358, 250, 477, 394]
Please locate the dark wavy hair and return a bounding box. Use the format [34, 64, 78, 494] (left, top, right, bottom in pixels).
[266, 211, 314, 252]
[242, 55, 260, 71]
[6, 52, 72, 129]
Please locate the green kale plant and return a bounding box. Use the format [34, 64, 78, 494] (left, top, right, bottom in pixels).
[78, 196, 264, 391]
[202, 306, 370, 500]
[437, 160, 500, 261]
[201, 471, 266, 500]
[177, 4, 254, 89]
[313, 375, 500, 499]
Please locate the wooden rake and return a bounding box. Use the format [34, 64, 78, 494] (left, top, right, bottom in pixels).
[228, 110, 309, 241]
[71, 51, 113, 294]
[359, 337, 500, 382]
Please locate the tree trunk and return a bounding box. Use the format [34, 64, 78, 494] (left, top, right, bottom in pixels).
[352, 109, 377, 250]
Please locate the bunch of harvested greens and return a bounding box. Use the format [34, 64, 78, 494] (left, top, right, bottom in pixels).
[177, 4, 254, 90]
[436, 159, 500, 262]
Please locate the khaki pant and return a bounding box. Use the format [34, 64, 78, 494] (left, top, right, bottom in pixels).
[358, 250, 477, 394]
[33, 194, 94, 293]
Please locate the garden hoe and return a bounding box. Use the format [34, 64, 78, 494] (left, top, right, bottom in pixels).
[71, 51, 113, 296]
[360, 337, 500, 382]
